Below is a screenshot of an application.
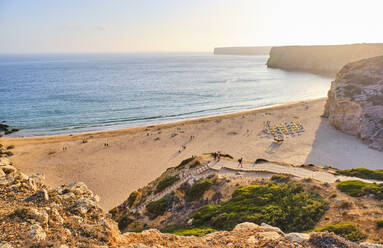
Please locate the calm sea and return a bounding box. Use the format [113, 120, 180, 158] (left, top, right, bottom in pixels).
[0, 53, 331, 137]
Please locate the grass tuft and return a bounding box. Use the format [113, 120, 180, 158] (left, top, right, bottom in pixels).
[186, 180, 213, 202]
[313, 222, 366, 242]
[336, 180, 383, 200]
[337, 168, 383, 181]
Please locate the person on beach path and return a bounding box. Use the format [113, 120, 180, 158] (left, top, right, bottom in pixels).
[217, 151, 221, 161]
[238, 157, 243, 168]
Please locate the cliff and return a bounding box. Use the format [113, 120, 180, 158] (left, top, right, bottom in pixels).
[267, 43, 383, 76]
[214, 46, 271, 56]
[324, 56, 383, 151]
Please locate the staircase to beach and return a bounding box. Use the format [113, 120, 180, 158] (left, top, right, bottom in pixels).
[129, 159, 383, 213]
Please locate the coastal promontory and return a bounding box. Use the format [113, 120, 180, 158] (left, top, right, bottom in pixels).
[267, 43, 383, 76]
[324, 56, 383, 151]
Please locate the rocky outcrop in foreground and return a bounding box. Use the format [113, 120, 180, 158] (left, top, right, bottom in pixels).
[267, 43, 383, 76]
[324, 56, 383, 151]
[0, 156, 124, 247]
[123, 222, 383, 248]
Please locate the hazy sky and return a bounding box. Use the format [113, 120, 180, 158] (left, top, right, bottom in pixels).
[1, 0, 382, 53]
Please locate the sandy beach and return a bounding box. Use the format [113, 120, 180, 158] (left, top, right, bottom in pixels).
[2, 98, 383, 210]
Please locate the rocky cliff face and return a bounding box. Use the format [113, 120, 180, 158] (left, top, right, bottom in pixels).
[0, 156, 124, 247]
[324, 56, 383, 151]
[267, 44, 383, 76]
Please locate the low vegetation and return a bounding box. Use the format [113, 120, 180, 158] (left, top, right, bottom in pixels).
[209, 152, 233, 159]
[376, 220, 383, 229]
[146, 194, 173, 219]
[6, 145, 15, 150]
[155, 175, 179, 193]
[162, 225, 217, 237]
[127, 191, 139, 207]
[313, 222, 366, 242]
[271, 174, 291, 183]
[336, 180, 383, 200]
[177, 157, 195, 169]
[186, 180, 213, 202]
[189, 183, 328, 232]
[337, 168, 383, 181]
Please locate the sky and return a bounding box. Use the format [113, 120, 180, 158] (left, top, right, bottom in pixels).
[0, 0, 383, 53]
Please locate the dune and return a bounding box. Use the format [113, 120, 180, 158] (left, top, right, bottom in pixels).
[2, 98, 383, 210]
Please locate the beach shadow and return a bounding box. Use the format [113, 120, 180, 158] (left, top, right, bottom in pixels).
[304, 117, 383, 170]
[265, 142, 281, 154]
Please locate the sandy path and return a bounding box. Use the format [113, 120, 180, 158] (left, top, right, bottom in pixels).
[2, 98, 383, 210]
[214, 160, 383, 184]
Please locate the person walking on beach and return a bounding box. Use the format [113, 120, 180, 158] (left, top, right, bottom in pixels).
[238, 157, 243, 168]
[217, 151, 221, 161]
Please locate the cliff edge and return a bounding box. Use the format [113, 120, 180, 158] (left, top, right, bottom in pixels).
[267, 43, 383, 76]
[324, 56, 383, 151]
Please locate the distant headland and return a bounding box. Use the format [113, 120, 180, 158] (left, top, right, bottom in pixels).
[214, 43, 383, 77]
[267, 43, 383, 77]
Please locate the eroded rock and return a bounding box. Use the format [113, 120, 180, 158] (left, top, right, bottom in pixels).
[324, 56, 383, 151]
[27, 224, 46, 242]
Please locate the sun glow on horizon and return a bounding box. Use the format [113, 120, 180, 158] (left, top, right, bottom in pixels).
[0, 0, 383, 53]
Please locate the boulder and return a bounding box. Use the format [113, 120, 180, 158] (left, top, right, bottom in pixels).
[27, 224, 46, 242]
[72, 197, 97, 215]
[234, 222, 260, 230]
[360, 242, 383, 248]
[1, 165, 17, 175]
[66, 182, 93, 196]
[309, 232, 359, 248]
[324, 56, 383, 151]
[260, 223, 284, 235]
[15, 207, 49, 224]
[0, 242, 13, 248]
[286, 233, 310, 243]
[0, 157, 11, 167]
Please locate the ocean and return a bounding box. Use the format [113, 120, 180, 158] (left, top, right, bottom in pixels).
[0, 53, 331, 137]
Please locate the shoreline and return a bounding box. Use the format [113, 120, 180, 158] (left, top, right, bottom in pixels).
[3, 97, 383, 210]
[1, 97, 327, 144]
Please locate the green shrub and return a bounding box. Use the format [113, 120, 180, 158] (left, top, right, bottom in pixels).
[177, 157, 195, 169]
[314, 222, 366, 242]
[271, 174, 291, 183]
[210, 152, 233, 159]
[186, 180, 213, 202]
[170, 226, 217, 237]
[155, 175, 179, 193]
[146, 194, 173, 219]
[329, 194, 337, 198]
[376, 220, 383, 229]
[189, 160, 201, 169]
[6, 145, 15, 150]
[190, 183, 328, 232]
[127, 191, 139, 207]
[337, 168, 383, 181]
[336, 180, 383, 200]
